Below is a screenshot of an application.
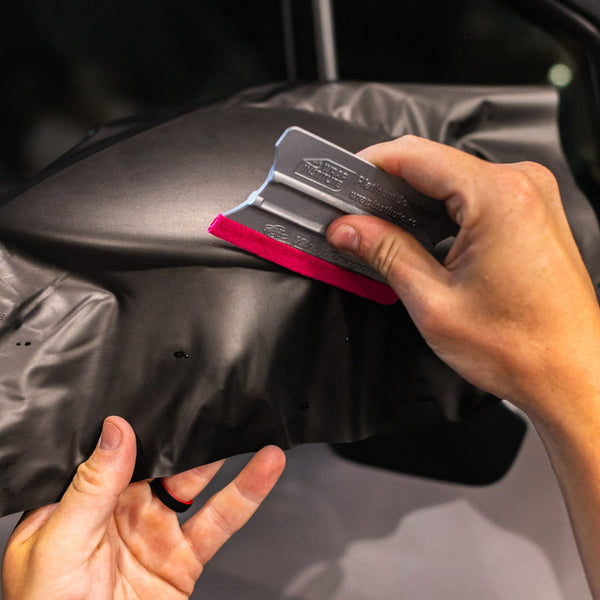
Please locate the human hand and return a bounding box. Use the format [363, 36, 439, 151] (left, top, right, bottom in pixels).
[1, 416, 285, 599]
[327, 135, 600, 427]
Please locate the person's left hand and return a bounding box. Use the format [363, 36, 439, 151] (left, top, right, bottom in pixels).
[1, 416, 286, 599]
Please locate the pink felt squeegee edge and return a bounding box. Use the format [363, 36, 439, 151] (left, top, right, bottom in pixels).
[208, 214, 398, 305]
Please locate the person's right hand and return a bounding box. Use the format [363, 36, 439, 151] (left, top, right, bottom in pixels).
[328, 136, 600, 598]
[327, 135, 600, 429]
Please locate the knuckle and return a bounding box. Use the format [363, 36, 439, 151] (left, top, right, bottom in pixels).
[206, 502, 239, 537]
[495, 164, 547, 212]
[71, 461, 105, 496]
[369, 235, 409, 282]
[394, 134, 421, 150]
[510, 161, 558, 196]
[513, 172, 540, 204]
[518, 160, 555, 183]
[232, 478, 261, 507]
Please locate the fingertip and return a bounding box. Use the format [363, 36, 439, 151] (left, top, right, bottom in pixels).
[237, 446, 286, 503]
[326, 220, 359, 255]
[104, 415, 135, 437]
[355, 144, 380, 161]
[355, 135, 423, 172]
[256, 445, 286, 477]
[355, 141, 396, 173]
[98, 419, 122, 451]
[98, 416, 136, 454]
[85, 416, 137, 492]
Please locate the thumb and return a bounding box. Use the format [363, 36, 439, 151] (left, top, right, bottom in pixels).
[327, 215, 449, 311]
[43, 416, 137, 553]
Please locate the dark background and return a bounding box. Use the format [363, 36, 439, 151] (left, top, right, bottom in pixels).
[1, 0, 589, 194]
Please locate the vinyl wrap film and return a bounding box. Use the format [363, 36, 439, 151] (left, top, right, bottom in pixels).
[1, 83, 599, 516]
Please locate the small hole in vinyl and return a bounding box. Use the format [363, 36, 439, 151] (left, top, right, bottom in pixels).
[299, 402, 310, 410]
[173, 351, 189, 359]
[345, 336, 352, 342]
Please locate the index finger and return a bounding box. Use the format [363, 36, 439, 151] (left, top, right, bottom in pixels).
[357, 135, 488, 202]
[182, 445, 285, 565]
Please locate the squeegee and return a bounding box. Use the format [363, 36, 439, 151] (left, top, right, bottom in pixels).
[209, 127, 457, 304]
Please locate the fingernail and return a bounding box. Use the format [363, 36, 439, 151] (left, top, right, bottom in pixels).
[99, 419, 122, 451]
[329, 224, 359, 254]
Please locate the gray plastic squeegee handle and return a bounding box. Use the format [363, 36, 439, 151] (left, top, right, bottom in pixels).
[224, 127, 458, 282]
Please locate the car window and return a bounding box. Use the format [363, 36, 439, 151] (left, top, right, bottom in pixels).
[1, 0, 597, 197]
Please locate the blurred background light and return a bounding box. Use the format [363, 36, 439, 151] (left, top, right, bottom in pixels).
[547, 63, 573, 87]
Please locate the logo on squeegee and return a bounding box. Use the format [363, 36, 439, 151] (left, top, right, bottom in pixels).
[294, 158, 355, 192]
[263, 224, 289, 241]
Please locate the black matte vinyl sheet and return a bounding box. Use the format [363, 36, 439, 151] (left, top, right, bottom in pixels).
[1, 82, 599, 516]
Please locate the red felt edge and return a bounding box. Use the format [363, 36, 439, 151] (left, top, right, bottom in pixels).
[208, 214, 398, 305]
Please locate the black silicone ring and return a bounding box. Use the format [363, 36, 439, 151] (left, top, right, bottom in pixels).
[150, 478, 194, 513]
